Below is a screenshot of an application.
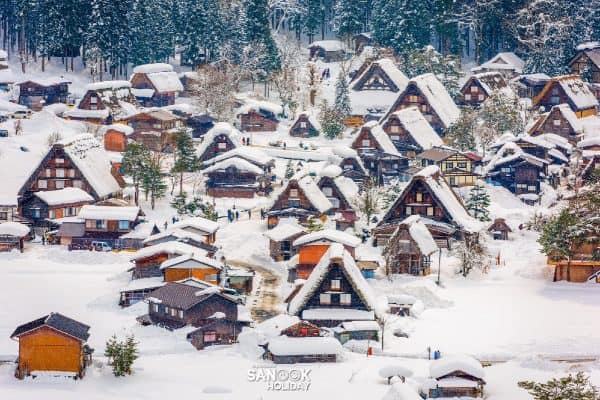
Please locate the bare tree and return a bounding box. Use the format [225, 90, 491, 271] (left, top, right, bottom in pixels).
[271, 34, 303, 118]
[353, 178, 381, 224]
[187, 66, 237, 121]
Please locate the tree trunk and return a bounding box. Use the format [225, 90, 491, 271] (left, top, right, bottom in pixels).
[134, 184, 139, 206]
[179, 172, 184, 195]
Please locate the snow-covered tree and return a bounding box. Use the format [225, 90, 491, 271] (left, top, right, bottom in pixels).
[334, 71, 352, 117]
[519, 372, 600, 400]
[188, 66, 237, 121]
[453, 232, 487, 277]
[466, 183, 491, 222]
[354, 177, 380, 223]
[245, 0, 281, 74]
[318, 99, 345, 139]
[478, 91, 523, 153]
[306, 216, 324, 232]
[332, 0, 365, 43]
[446, 107, 477, 152]
[400, 46, 463, 98]
[122, 143, 152, 206]
[172, 130, 198, 195]
[142, 158, 167, 210]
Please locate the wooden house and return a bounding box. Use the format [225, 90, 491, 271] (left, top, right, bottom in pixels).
[23, 188, 93, 227]
[383, 215, 439, 275]
[63, 81, 138, 124]
[142, 229, 218, 257]
[203, 146, 274, 173]
[129, 241, 200, 279]
[16, 78, 71, 111]
[533, 75, 599, 117]
[289, 112, 320, 137]
[512, 73, 551, 100]
[288, 229, 361, 282]
[224, 267, 254, 295]
[417, 147, 479, 187]
[287, 243, 377, 327]
[528, 104, 585, 143]
[100, 124, 134, 152]
[423, 355, 486, 398]
[267, 175, 332, 229]
[459, 72, 508, 107]
[550, 242, 600, 283]
[488, 218, 511, 240]
[0, 222, 30, 252]
[349, 58, 409, 122]
[353, 32, 372, 54]
[186, 114, 215, 138]
[332, 320, 380, 344]
[264, 219, 306, 261]
[130, 63, 183, 107]
[281, 320, 322, 337]
[160, 253, 222, 284]
[484, 142, 548, 200]
[568, 42, 600, 84]
[187, 318, 248, 350]
[380, 73, 460, 136]
[331, 146, 368, 185]
[144, 280, 246, 334]
[387, 294, 417, 316]
[264, 336, 342, 364]
[10, 313, 92, 379]
[168, 217, 219, 244]
[0, 200, 18, 223]
[489, 133, 569, 165]
[196, 122, 240, 162]
[308, 40, 346, 62]
[372, 166, 482, 247]
[119, 277, 165, 307]
[237, 100, 282, 132]
[202, 157, 271, 198]
[471, 52, 524, 77]
[126, 110, 182, 153]
[17, 134, 123, 222]
[380, 106, 443, 157]
[351, 121, 410, 184]
[317, 165, 359, 229]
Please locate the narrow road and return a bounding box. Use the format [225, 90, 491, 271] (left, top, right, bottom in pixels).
[227, 259, 282, 323]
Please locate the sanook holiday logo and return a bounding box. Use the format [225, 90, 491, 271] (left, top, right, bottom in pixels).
[247, 366, 312, 391]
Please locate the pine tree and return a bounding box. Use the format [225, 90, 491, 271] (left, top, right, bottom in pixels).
[466, 183, 491, 222]
[202, 202, 218, 221]
[334, 71, 352, 118]
[519, 372, 600, 400]
[332, 0, 365, 43]
[104, 334, 120, 366]
[142, 158, 167, 210]
[478, 91, 523, 153]
[401, 46, 463, 98]
[353, 177, 380, 223]
[122, 335, 139, 376]
[171, 191, 188, 215]
[306, 216, 324, 232]
[446, 107, 477, 152]
[244, 0, 280, 74]
[172, 129, 198, 195]
[301, 0, 323, 43]
[285, 160, 295, 179]
[319, 100, 345, 139]
[122, 143, 152, 206]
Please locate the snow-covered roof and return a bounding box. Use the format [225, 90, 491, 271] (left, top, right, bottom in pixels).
[130, 241, 200, 262]
[429, 355, 485, 380]
[34, 188, 94, 206]
[288, 243, 377, 316]
[332, 145, 358, 159]
[360, 121, 402, 157]
[0, 222, 29, 237]
[100, 124, 134, 135]
[204, 146, 273, 168]
[78, 205, 140, 221]
[555, 75, 599, 110]
[63, 107, 111, 120]
[294, 111, 322, 131]
[308, 40, 345, 52]
[350, 90, 399, 116]
[414, 166, 482, 233]
[86, 80, 132, 91]
[120, 277, 165, 292]
[159, 253, 222, 270]
[202, 156, 264, 175]
[550, 104, 582, 133]
[400, 215, 439, 256]
[196, 122, 241, 158]
[388, 107, 443, 150]
[57, 134, 122, 198]
[475, 52, 524, 73]
[120, 221, 157, 239]
[387, 294, 417, 305]
[409, 73, 460, 128]
[143, 228, 206, 244]
[334, 176, 359, 203]
[237, 99, 283, 116]
[320, 164, 343, 178]
[264, 219, 306, 241]
[256, 314, 301, 339]
[268, 336, 343, 356]
[132, 63, 183, 93]
[336, 320, 380, 332]
[293, 229, 360, 248]
[302, 308, 375, 321]
[578, 135, 600, 149]
[352, 58, 409, 92]
[297, 175, 333, 214]
[170, 217, 220, 235]
[484, 142, 548, 173]
[576, 41, 600, 51]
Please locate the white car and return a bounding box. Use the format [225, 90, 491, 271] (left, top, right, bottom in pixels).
[11, 110, 32, 119]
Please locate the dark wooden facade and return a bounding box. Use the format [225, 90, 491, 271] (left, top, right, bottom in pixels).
[198, 133, 237, 162]
[528, 105, 582, 143]
[486, 157, 545, 196]
[267, 179, 326, 228]
[130, 72, 177, 107]
[187, 319, 246, 349]
[281, 321, 321, 337]
[533, 75, 598, 117]
[317, 176, 352, 213]
[268, 231, 306, 262]
[488, 218, 512, 240]
[568, 47, 600, 84]
[239, 110, 279, 132]
[205, 167, 270, 198]
[17, 80, 70, 111]
[20, 195, 90, 227]
[428, 371, 485, 398]
[337, 155, 368, 185]
[103, 128, 129, 152]
[384, 224, 433, 275]
[418, 149, 479, 187]
[289, 113, 319, 137]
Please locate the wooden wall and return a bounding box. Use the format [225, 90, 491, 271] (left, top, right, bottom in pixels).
[18, 327, 82, 375]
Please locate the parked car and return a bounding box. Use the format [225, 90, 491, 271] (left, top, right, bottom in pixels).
[91, 241, 113, 252]
[0, 112, 8, 122]
[11, 110, 32, 119]
[0, 129, 8, 137]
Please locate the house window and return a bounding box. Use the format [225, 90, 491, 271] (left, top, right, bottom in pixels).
[205, 274, 217, 282]
[323, 187, 333, 196]
[320, 293, 331, 305]
[427, 207, 434, 216]
[464, 94, 471, 101]
[421, 105, 428, 112]
[458, 162, 467, 169]
[90, 96, 98, 104]
[445, 162, 453, 169]
[409, 95, 418, 102]
[153, 123, 161, 129]
[424, 114, 433, 122]
[118, 220, 129, 230]
[170, 308, 177, 317]
[553, 119, 561, 126]
[289, 189, 298, 198]
[32, 209, 41, 218]
[516, 183, 527, 189]
[331, 279, 341, 290]
[300, 122, 307, 128]
[416, 192, 423, 202]
[551, 96, 560, 104]
[361, 139, 370, 147]
[288, 198, 300, 207]
[478, 94, 485, 101]
[390, 125, 400, 133]
[501, 167, 512, 173]
[391, 135, 400, 141]
[471, 86, 478, 93]
[56, 168, 65, 178]
[38, 180, 47, 189]
[552, 88, 559, 95]
[45, 168, 51, 177]
[0, 212, 7, 220]
[204, 331, 217, 343]
[528, 185, 537, 192]
[49, 209, 55, 219]
[178, 310, 183, 319]
[55, 180, 65, 189]
[96, 220, 106, 229]
[164, 306, 170, 315]
[217, 142, 227, 150]
[68, 169, 75, 177]
[55, 158, 64, 164]
[405, 206, 412, 215]
[90, 105, 97, 110]
[152, 303, 159, 313]
[340, 293, 351, 305]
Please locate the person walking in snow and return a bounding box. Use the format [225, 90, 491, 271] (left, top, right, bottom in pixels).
[247, 209, 251, 219]
[235, 210, 239, 221]
[164, 221, 168, 230]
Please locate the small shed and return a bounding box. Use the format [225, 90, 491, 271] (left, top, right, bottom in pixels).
[488, 218, 512, 240]
[289, 112, 320, 137]
[10, 312, 92, 379]
[356, 259, 378, 279]
[186, 318, 246, 350]
[423, 355, 486, 398]
[387, 294, 417, 316]
[332, 320, 380, 344]
[0, 222, 30, 252]
[308, 40, 347, 62]
[281, 320, 322, 337]
[265, 336, 342, 364]
[264, 219, 307, 261]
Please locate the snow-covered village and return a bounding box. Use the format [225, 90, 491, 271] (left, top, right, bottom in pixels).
[0, 1, 599, 399]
